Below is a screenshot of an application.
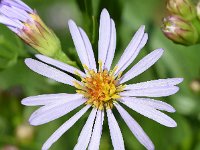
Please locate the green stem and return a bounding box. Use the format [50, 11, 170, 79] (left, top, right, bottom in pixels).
[53, 50, 78, 67]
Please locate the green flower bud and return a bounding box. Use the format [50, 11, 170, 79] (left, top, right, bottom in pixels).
[166, 0, 197, 20]
[161, 15, 199, 45]
[20, 13, 62, 58]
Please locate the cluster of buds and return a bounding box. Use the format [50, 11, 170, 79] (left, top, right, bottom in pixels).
[162, 0, 200, 46]
[0, 0, 68, 62]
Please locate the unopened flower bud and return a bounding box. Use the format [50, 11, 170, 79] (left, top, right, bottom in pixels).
[161, 15, 199, 45]
[166, 0, 196, 20]
[0, 0, 67, 61]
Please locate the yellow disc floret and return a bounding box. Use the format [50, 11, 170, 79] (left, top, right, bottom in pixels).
[74, 63, 125, 110]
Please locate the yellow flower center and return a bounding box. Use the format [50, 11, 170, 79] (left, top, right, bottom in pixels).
[74, 63, 125, 110]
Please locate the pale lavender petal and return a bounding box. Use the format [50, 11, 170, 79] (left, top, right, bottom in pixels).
[115, 33, 148, 75]
[42, 105, 90, 150]
[120, 97, 175, 112]
[107, 109, 125, 150]
[35, 54, 86, 78]
[120, 48, 164, 84]
[21, 93, 83, 106]
[88, 110, 104, 150]
[8, 26, 19, 34]
[115, 103, 154, 150]
[104, 19, 116, 71]
[0, 5, 30, 22]
[115, 25, 145, 75]
[98, 9, 111, 70]
[68, 20, 90, 72]
[79, 27, 97, 72]
[0, 15, 23, 28]
[1, 0, 33, 13]
[74, 108, 97, 150]
[125, 78, 183, 90]
[121, 101, 177, 127]
[25, 58, 80, 86]
[120, 86, 179, 97]
[29, 98, 86, 126]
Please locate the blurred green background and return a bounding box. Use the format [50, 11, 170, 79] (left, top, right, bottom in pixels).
[0, 0, 200, 150]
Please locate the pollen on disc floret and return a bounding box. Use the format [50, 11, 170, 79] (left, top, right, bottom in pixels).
[74, 62, 125, 110]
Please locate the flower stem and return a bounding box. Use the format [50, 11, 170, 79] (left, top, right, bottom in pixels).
[53, 50, 77, 67]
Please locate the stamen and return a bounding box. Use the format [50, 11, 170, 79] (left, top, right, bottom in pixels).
[73, 81, 85, 90]
[74, 71, 85, 81]
[76, 64, 125, 110]
[109, 66, 118, 76]
[116, 71, 123, 80]
[98, 60, 103, 72]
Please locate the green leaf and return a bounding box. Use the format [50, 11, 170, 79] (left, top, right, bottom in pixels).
[0, 25, 26, 69]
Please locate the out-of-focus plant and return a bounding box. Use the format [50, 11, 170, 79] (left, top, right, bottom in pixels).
[190, 79, 200, 93]
[197, 1, 200, 20]
[161, 0, 200, 46]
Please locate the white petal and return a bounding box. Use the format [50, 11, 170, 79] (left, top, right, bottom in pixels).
[115, 103, 154, 150]
[74, 108, 97, 150]
[125, 78, 183, 90]
[115, 25, 145, 75]
[120, 97, 175, 112]
[68, 20, 90, 72]
[98, 9, 111, 70]
[107, 109, 125, 150]
[115, 33, 148, 75]
[120, 48, 164, 84]
[122, 101, 177, 127]
[120, 86, 179, 97]
[104, 19, 116, 71]
[88, 110, 104, 150]
[21, 93, 83, 106]
[36, 54, 86, 78]
[79, 27, 97, 72]
[25, 58, 80, 86]
[29, 98, 86, 126]
[42, 105, 90, 150]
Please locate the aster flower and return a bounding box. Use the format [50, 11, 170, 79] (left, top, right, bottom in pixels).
[22, 9, 183, 150]
[0, 0, 66, 61]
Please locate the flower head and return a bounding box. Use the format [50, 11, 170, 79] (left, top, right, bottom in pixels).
[0, 0, 61, 57]
[22, 9, 183, 150]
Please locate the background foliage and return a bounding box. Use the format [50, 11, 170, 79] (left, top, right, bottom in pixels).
[0, 0, 200, 150]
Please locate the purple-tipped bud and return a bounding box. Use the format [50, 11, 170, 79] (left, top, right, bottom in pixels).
[0, 0, 62, 58]
[161, 15, 199, 45]
[166, 0, 196, 21]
